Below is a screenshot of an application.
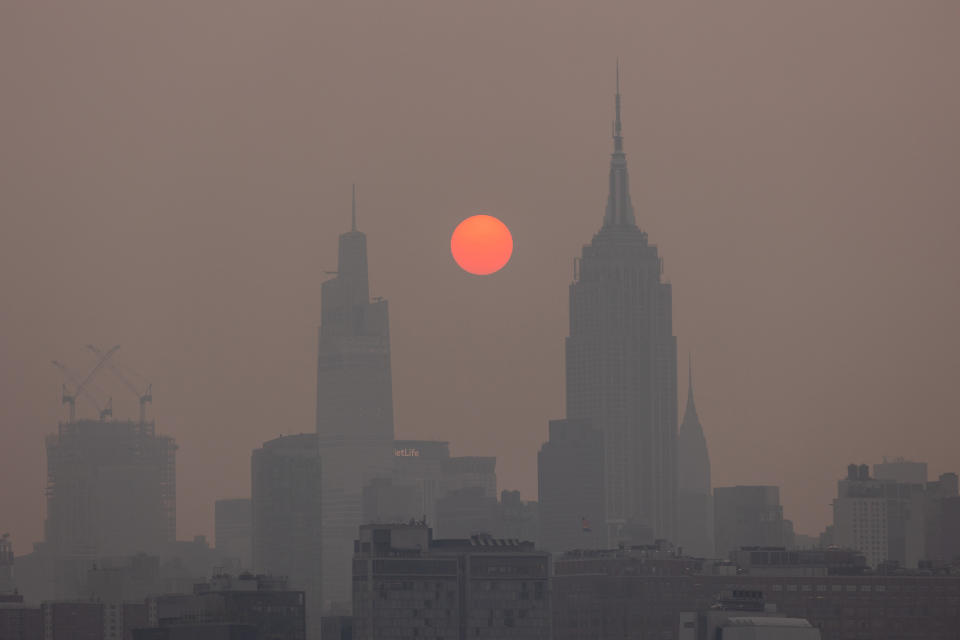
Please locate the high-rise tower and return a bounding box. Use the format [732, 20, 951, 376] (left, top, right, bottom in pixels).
[315, 188, 395, 609]
[565, 66, 678, 545]
[316, 186, 394, 442]
[677, 358, 713, 556]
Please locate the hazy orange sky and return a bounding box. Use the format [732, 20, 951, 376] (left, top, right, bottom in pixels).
[2, 1, 959, 554]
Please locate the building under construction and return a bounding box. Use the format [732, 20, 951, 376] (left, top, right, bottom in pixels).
[45, 418, 176, 560]
[37, 346, 177, 599]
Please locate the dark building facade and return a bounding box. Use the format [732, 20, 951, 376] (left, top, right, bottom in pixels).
[714, 486, 784, 559]
[553, 558, 960, 640]
[251, 434, 321, 638]
[139, 574, 305, 640]
[677, 363, 713, 558]
[538, 419, 605, 552]
[564, 72, 678, 546]
[352, 523, 550, 640]
[215, 499, 252, 571]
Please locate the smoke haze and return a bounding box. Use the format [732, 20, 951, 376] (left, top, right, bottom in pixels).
[2, 0, 959, 553]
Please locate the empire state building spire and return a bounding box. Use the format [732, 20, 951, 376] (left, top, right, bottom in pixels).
[603, 60, 636, 229]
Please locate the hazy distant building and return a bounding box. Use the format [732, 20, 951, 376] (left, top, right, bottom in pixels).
[677, 362, 713, 557]
[435, 486, 500, 538]
[874, 457, 928, 485]
[925, 473, 960, 567]
[43, 419, 176, 597]
[352, 523, 550, 640]
[832, 463, 926, 568]
[441, 456, 497, 499]
[563, 73, 678, 545]
[251, 434, 321, 638]
[714, 486, 784, 559]
[315, 188, 394, 443]
[537, 418, 605, 552]
[364, 440, 452, 526]
[0, 534, 12, 594]
[214, 499, 251, 571]
[500, 490, 539, 545]
[315, 192, 398, 609]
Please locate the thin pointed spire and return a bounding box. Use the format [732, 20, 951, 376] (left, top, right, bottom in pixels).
[351, 184, 357, 232]
[602, 59, 636, 229]
[614, 58, 623, 153]
[685, 352, 698, 420]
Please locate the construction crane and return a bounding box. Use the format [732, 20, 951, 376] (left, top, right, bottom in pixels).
[51, 344, 119, 422]
[87, 344, 152, 424]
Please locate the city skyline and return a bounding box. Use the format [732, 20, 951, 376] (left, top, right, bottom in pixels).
[3, 0, 960, 556]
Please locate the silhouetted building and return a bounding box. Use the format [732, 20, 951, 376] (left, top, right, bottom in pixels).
[832, 464, 926, 568]
[251, 434, 321, 638]
[874, 458, 927, 485]
[44, 419, 176, 597]
[316, 187, 394, 443]
[214, 499, 251, 570]
[436, 486, 500, 539]
[553, 554, 960, 640]
[679, 590, 821, 640]
[40, 601, 104, 639]
[731, 547, 868, 577]
[564, 71, 678, 546]
[537, 419, 605, 552]
[139, 574, 304, 640]
[677, 361, 713, 557]
[361, 440, 452, 527]
[500, 491, 539, 545]
[441, 456, 497, 499]
[352, 523, 550, 640]
[315, 192, 398, 608]
[925, 472, 960, 567]
[319, 615, 352, 640]
[0, 594, 41, 640]
[0, 534, 12, 594]
[714, 486, 784, 559]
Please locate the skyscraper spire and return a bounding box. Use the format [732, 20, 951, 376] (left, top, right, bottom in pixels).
[603, 60, 636, 229]
[351, 184, 357, 232]
[685, 353, 698, 422]
[614, 58, 623, 153]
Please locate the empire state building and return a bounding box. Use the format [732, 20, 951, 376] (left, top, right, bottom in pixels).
[565, 69, 678, 545]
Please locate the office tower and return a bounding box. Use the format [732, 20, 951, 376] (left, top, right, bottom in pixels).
[713, 486, 784, 559]
[499, 490, 539, 544]
[316, 187, 394, 442]
[832, 463, 926, 568]
[251, 434, 322, 639]
[537, 419, 605, 552]
[440, 456, 497, 499]
[677, 361, 713, 557]
[361, 478, 421, 524]
[435, 486, 500, 538]
[43, 419, 176, 597]
[315, 190, 396, 609]
[352, 523, 551, 640]
[215, 499, 252, 570]
[564, 68, 678, 545]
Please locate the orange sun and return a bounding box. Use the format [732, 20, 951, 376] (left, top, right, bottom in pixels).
[450, 215, 513, 275]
